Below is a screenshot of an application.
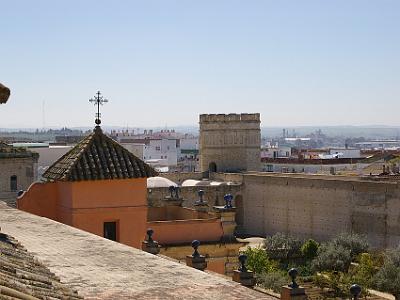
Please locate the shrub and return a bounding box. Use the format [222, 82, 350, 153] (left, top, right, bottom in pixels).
[373, 248, 400, 300]
[258, 271, 289, 293]
[295, 262, 314, 278]
[301, 239, 319, 261]
[312, 243, 352, 272]
[241, 246, 277, 275]
[313, 272, 354, 298]
[264, 233, 303, 260]
[332, 233, 369, 259]
[351, 253, 376, 288]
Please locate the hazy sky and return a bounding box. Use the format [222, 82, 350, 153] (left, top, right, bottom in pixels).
[1, 1, 399, 128]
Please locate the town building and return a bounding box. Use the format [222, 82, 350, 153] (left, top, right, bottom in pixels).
[10, 142, 73, 178]
[261, 144, 292, 159]
[355, 140, 400, 150]
[113, 129, 199, 170]
[0, 142, 38, 205]
[328, 148, 361, 159]
[18, 125, 157, 249]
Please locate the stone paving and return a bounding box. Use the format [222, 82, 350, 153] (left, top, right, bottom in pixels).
[0, 203, 272, 299]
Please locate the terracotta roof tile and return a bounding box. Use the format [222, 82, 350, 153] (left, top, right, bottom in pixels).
[0, 232, 82, 299]
[43, 126, 157, 181]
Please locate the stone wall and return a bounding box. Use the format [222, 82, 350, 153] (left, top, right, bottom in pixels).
[199, 113, 261, 172]
[161, 172, 205, 184]
[241, 173, 400, 249]
[0, 158, 38, 200]
[157, 172, 400, 249]
[148, 184, 242, 209]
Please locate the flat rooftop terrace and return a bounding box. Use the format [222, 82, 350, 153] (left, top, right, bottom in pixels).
[0, 203, 270, 299]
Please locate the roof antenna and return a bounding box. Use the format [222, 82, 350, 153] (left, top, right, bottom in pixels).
[89, 91, 108, 127]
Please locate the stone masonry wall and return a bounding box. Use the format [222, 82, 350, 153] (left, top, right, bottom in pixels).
[241, 173, 400, 249]
[199, 113, 261, 173]
[0, 158, 37, 205]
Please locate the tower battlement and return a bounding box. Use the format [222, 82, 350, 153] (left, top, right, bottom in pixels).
[200, 113, 260, 123]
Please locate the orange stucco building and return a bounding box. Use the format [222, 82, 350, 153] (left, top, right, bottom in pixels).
[18, 126, 157, 249]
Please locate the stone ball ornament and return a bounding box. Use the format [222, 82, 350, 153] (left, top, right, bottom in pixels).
[0, 83, 11, 104]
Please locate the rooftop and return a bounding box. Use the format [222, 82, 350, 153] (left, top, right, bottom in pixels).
[0, 231, 82, 299]
[0, 141, 39, 159]
[0, 203, 271, 299]
[43, 126, 158, 181]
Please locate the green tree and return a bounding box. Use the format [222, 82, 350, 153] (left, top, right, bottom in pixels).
[301, 239, 319, 261]
[242, 246, 277, 275]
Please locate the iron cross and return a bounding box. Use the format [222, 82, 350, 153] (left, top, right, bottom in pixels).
[89, 91, 108, 125]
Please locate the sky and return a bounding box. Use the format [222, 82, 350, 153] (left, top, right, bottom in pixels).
[1, 1, 399, 128]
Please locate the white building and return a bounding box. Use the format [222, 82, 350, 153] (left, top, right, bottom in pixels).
[261, 145, 292, 159]
[329, 148, 361, 159]
[121, 138, 178, 167]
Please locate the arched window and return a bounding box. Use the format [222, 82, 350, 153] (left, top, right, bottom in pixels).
[10, 175, 17, 191]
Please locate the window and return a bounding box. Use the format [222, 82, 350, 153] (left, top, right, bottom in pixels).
[104, 222, 117, 241]
[266, 165, 273, 172]
[10, 175, 17, 191]
[155, 146, 161, 151]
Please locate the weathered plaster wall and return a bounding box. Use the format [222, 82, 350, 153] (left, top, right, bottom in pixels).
[18, 178, 149, 249]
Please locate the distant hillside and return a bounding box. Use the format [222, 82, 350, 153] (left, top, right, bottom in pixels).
[1, 125, 400, 140]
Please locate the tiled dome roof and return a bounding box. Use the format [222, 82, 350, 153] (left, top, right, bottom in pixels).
[43, 126, 157, 181]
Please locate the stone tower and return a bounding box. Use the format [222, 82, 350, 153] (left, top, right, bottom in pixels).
[199, 113, 261, 173]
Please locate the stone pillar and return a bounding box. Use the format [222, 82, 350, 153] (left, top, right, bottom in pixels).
[350, 284, 362, 300]
[141, 228, 160, 255]
[164, 186, 184, 206]
[194, 190, 209, 213]
[186, 240, 207, 271]
[281, 269, 307, 300]
[213, 194, 236, 241]
[232, 254, 255, 287]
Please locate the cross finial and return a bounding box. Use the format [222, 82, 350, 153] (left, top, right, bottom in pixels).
[89, 91, 108, 126]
